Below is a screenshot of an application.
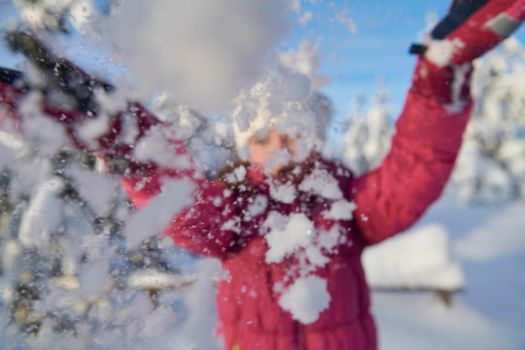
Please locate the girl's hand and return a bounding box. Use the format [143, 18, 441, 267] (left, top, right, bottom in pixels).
[411, 0, 524, 66]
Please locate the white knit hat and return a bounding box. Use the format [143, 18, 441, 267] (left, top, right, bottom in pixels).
[232, 67, 332, 160]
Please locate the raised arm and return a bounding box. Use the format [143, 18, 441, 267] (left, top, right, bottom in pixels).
[352, 0, 524, 245]
[0, 45, 239, 258]
[122, 170, 239, 258]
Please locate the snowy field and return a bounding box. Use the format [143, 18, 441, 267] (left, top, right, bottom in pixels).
[372, 197, 525, 350]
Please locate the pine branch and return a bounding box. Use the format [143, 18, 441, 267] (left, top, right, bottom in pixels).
[0, 67, 24, 86]
[4, 30, 113, 114]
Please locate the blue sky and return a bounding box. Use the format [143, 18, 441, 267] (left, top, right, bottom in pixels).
[290, 0, 525, 122]
[1, 0, 524, 122]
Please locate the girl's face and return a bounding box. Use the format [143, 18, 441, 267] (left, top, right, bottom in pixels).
[248, 129, 297, 175]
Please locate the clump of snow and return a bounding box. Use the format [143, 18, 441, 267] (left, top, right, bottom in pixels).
[323, 199, 357, 220]
[78, 260, 111, 297]
[107, 0, 290, 112]
[0, 122, 57, 196]
[278, 275, 330, 324]
[264, 212, 316, 264]
[263, 209, 347, 323]
[19, 92, 69, 156]
[447, 63, 472, 113]
[96, 88, 132, 117]
[224, 165, 247, 183]
[425, 38, 464, 67]
[299, 168, 342, 200]
[19, 177, 65, 250]
[279, 40, 330, 91]
[260, 161, 355, 324]
[116, 113, 140, 145]
[0, 130, 28, 159]
[221, 217, 241, 233]
[139, 305, 178, 340]
[246, 194, 268, 218]
[133, 126, 192, 169]
[318, 224, 347, 251]
[68, 164, 119, 217]
[269, 181, 297, 204]
[124, 178, 195, 249]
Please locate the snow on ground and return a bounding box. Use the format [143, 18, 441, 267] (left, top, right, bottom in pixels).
[3, 194, 522, 349]
[372, 197, 525, 350]
[373, 292, 512, 350]
[363, 224, 465, 291]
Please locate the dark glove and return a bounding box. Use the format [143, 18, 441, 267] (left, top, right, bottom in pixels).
[410, 0, 524, 107]
[411, 0, 524, 66]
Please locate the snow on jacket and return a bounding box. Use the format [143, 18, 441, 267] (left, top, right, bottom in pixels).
[0, 57, 473, 349]
[120, 58, 474, 350]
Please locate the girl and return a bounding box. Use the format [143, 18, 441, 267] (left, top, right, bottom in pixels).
[1, 1, 523, 349]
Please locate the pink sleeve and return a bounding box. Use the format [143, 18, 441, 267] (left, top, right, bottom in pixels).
[122, 171, 238, 258]
[0, 81, 159, 158]
[352, 59, 473, 245]
[164, 179, 239, 258]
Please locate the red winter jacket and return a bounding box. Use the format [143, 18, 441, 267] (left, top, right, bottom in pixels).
[0, 58, 473, 350]
[120, 59, 473, 350]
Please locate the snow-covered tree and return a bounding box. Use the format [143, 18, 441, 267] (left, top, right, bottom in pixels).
[340, 86, 393, 176]
[0, 31, 225, 349]
[0, 131, 210, 348]
[338, 38, 525, 204]
[451, 38, 525, 204]
[11, 0, 103, 33]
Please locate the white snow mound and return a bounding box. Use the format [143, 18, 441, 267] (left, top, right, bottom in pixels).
[363, 224, 465, 291]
